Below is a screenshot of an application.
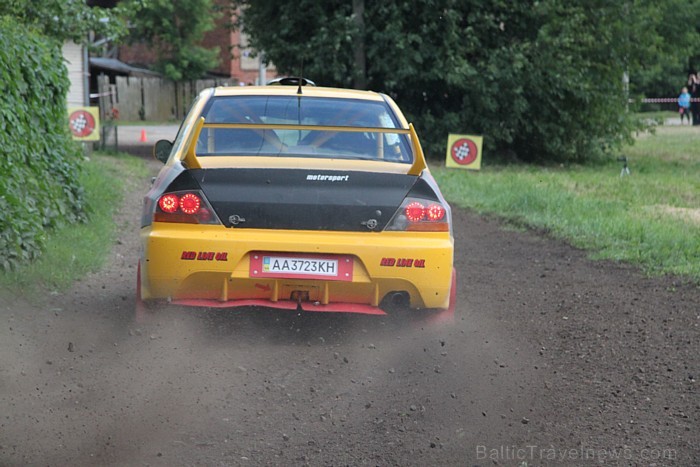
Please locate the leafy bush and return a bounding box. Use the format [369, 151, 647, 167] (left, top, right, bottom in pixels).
[0, 17, 86, 271]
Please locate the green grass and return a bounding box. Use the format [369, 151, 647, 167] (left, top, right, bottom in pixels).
[635, 110, 678, 123]
[433, 126, 700, 280]
[0, 151, 147, 294]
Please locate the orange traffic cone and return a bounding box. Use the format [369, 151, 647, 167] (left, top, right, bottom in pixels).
[140, 128, 147, 142]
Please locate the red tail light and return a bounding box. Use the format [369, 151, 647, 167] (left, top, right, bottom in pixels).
[404, 201, 446, 223]
[154, 191, 219, 224]
[405, 202, 426, 222]
[158, 194, 179, 213]
[426, 203, 446, 221]
[179, 193, 201, 215]
[386, 197, 451, 232]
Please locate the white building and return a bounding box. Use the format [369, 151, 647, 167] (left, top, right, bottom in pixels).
[63, 41, 88, 107]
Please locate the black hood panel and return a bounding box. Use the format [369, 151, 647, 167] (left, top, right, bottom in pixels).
[187, 168, 417, 231]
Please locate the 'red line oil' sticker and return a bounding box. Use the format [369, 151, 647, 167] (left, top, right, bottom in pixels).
[380, 257, 425, 268]
[181, 251, 228, 261]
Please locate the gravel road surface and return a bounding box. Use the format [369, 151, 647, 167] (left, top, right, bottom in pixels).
[1, 149, 697, 466]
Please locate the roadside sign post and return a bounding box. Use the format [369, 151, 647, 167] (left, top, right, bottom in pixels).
[445, 134, 483, 170]
[68, 106, 101, 142]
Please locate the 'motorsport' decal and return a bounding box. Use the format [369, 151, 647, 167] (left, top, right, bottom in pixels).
[306, 174, 349, 182]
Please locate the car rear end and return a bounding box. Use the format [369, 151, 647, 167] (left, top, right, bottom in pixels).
[139, 85, 454, 314]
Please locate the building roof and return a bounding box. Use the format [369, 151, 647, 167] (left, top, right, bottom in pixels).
[89, 57, 161, 77]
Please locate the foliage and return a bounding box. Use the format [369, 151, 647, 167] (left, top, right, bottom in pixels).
[0, 152, 146, 293]
[231, 1, 357, 86]
[0, 17, 87, 271]
[119, 0, 221, 81]
[631, 0, 700, 98]
[0, 0, 127, 45]
[233, 0, 700, 163]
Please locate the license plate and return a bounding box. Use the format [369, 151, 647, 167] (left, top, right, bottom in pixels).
[250, 253, 353, 281]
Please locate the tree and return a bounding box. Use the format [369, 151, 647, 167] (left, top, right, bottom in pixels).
[628, 0, 700, 98]
[0, 1, 123, 270]
[119, 0, 221, 81]
[232, 0, 700, 162]
[0, 0, 126, 45]
[231, 1, 358, 86]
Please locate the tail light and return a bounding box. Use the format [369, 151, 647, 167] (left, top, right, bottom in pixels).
[386, 197, 450, 232]
[153, 190, 220, 224]
[179, 193, 202, 215]
[158, 194, 180, 213]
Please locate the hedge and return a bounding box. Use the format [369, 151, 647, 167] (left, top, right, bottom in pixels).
[0, 17, 86, 271]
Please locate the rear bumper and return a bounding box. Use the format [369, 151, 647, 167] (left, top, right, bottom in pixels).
[140, 223, 454, 310]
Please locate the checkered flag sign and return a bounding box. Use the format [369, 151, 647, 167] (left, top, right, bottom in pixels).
[71, 114, 87, 133]
[69, 110, 95, 138]
[450, 138, 478, 166]
[446, 134, 483, 170]
[453, 141, 471, 161]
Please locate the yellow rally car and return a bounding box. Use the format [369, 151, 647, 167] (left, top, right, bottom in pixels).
[138, 78, 455, 316]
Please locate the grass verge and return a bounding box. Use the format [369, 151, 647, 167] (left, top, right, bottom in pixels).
[433, 126, 700, 281]
[0, 151, 146, 294]
[635, 110, 677, 124]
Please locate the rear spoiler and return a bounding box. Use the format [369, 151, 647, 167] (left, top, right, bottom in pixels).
[182, 117, 204, 170]
[181, 118, 428, 175]
[407, 123, 427, 176]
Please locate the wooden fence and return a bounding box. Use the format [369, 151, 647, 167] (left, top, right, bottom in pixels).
[96, 74, 233, 122]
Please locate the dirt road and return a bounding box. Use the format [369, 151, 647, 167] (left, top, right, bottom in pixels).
[1, 155, 697, 466]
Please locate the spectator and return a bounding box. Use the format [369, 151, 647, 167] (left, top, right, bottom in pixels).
[688, 73, 700, 125]
[678, 86, 691, 125]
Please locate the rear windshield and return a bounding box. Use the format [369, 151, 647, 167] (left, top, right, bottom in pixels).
[195, 96, 413, 163]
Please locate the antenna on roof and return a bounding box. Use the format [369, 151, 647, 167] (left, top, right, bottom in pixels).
[297, 58, 304, 95]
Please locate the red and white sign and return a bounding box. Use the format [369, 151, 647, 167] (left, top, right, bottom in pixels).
[450, 138, 478, 165]
[68, 107, 100, 141]
[445, 134, 483, 170]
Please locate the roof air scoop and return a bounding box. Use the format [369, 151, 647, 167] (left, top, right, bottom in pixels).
[266, 77, 316, 87]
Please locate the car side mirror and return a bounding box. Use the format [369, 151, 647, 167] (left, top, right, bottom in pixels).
[153, 139, 173, 164]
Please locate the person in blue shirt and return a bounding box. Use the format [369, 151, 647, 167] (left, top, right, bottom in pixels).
[678, 86, 691, 125]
